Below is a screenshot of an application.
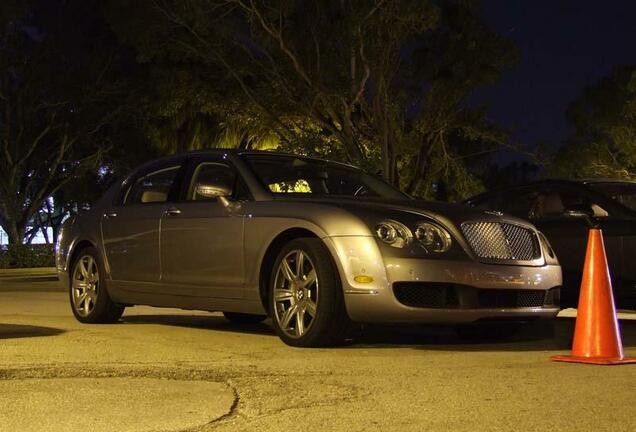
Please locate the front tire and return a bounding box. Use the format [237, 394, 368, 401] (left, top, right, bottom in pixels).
[69, 247, 124, 323]
[269, 238, 350, 347]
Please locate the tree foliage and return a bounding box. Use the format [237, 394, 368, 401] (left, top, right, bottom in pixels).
[0, 0, 128, 244]
[1, 0, 519, 246]
[551, 66, 636, 179]
[105, 0, 516, 198]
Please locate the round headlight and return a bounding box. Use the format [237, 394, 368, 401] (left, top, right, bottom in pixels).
[414, 222, 452, 253]
[375, 220, 412, 248]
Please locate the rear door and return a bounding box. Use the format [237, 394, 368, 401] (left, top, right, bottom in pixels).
[160, 155, 248, 298]
[101, 158, 184, 291]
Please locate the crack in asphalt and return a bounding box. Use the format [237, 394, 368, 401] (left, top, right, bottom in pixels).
[191, 380, 242, 431]
[0, 365, 233, 382]
[0, 363, 373, 381]
[0, 364, 369, 432]
[1, 365, 244, 432]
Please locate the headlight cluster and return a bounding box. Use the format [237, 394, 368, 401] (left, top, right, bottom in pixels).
[414, 222, 452, 253]
[375, 220, 412, 249]
[375, 220, 452, 253]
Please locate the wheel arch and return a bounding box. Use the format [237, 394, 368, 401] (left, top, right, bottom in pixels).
[258, 228, 321, 313]
[67, 239, 98, 278]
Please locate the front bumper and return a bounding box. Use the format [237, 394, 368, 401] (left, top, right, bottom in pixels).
[324, 236, 562, 324]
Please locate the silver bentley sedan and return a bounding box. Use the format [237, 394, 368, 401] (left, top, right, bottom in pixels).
[56, 150, 562, 346]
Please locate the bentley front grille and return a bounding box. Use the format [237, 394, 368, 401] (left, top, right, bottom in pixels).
[461, 222, 541, 262]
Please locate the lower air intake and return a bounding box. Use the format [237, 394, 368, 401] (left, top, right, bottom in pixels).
[393, 283, 551, 309]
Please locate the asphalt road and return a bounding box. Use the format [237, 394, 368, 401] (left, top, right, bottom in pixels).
[1, 270, 635, 432]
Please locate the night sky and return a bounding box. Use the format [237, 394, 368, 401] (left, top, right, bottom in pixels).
[476, 1, 636, 150]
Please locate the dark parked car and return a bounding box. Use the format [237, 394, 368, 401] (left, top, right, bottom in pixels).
[466, 179, 636, 309]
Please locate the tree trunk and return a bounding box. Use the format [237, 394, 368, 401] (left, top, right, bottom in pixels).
[406, 144, 430, 195]
[380, 128, 398, 186]
[406, 133, 439, 195]
[372, 73, 398, 186]
[4, 222, 24, 245]
[37, 212, 50, 244]
[341, 109, 364, 164]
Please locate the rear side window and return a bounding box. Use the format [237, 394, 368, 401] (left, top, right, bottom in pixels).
[125, 166, 181, 205]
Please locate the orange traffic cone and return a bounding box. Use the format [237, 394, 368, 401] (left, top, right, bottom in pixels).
[552, 228, 636, 365]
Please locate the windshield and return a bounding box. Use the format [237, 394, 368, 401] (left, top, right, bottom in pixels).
[588, 182, 636, 212]
[242, 154, 409, 199]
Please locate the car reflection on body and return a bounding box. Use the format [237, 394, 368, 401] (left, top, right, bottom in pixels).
[56, 150, 562, 346]
[466, 179, 636, 310]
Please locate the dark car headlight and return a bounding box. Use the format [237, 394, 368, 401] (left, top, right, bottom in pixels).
[414, 222, 452, 253]
[375, 220, 413, 248]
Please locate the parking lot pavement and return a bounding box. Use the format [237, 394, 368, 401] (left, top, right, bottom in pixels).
[1, 273, 635, 432]
[2, 378, 235, 432]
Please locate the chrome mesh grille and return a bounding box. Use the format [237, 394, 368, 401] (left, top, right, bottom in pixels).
[392, 283, 552, 309]
[461, 222, 541, 262]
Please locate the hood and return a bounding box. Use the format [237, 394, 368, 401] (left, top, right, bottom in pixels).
[273, 196, 535, 229]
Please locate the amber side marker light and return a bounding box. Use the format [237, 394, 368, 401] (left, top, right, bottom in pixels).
[354, 275, 374, 284]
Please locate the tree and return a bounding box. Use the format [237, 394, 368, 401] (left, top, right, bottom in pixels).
[551, 65, 636, 179]
[399, 1, 517, 196]
[106, 0, 424, 169]
[0, 0, 127, 244]
[105, 0, 515, 198]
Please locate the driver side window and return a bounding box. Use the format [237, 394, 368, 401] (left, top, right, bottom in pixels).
[530, 189, 609, 219]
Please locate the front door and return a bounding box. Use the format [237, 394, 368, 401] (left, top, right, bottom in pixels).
[101, 162, 183, 292]
[160, 158, 247, 298]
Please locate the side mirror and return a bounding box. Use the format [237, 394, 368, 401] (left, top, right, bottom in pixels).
[564, 204, 594, 217]
[195, 183, 232, 199]
[564, 210, 597, 228]
[563, 209, 589, 218]
[194, 182, 241, 211]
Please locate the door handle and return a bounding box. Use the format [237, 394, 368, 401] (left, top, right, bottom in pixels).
[103, 211, 117, 219]
[164, 207, 181, 216]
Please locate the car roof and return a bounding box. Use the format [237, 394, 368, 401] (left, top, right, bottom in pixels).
[488, 178, 635, 192]
[574, 178, 636, 185]
[139, 148, 359, 170]
[238, 150, 357, 168]
[515, 178, 636, 187]
[465, 178, 636, 202]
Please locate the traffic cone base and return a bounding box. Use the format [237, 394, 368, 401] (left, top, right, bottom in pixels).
[551, 354, 636, 365]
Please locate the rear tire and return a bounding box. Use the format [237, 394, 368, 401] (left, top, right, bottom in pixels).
[69, 246, 124, 324]
[222, 312, 266, 324]
[269, 238, 350, 347]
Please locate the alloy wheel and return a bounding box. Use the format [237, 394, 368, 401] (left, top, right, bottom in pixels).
[71, 254, 99, 317]
[273, 249, 318, 338]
